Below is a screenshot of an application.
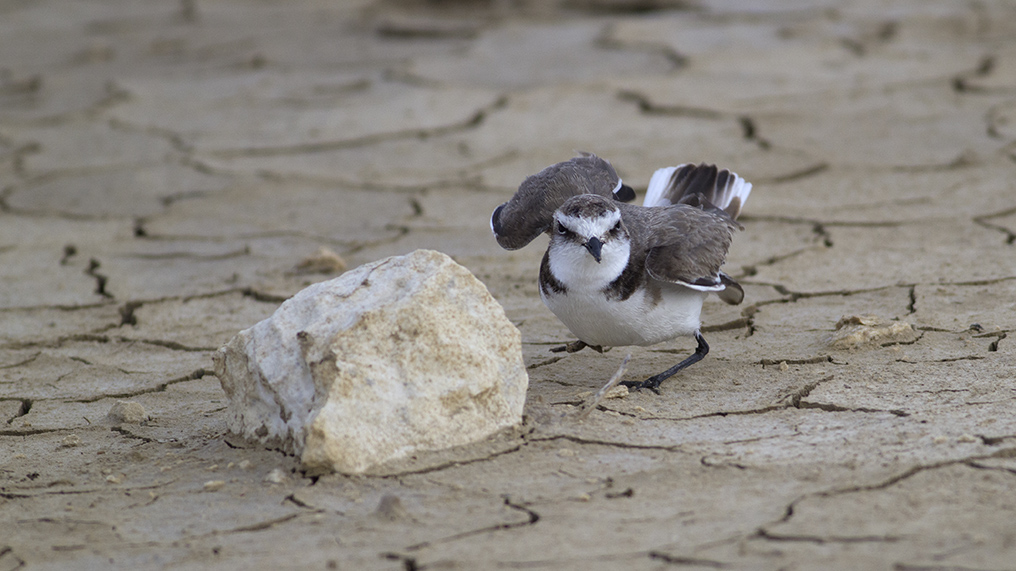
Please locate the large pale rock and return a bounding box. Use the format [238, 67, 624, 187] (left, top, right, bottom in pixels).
[213, 249, 528, 474]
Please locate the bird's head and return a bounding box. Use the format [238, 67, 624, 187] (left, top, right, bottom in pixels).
[551, 195, 629, 264]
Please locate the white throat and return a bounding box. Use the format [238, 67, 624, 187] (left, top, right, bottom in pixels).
[548, 234, 630, 292]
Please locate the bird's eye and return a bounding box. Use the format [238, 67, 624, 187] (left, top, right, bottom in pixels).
[612, 221, 622, 232]
[556, 222, 567, 235]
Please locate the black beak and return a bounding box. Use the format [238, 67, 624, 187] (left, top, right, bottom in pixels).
[583, 237, 603, 263]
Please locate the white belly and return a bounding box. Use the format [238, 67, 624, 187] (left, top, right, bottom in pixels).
[541, 280, 707, 347]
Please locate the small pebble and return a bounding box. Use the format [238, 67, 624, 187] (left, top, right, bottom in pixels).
[957, 434, 977, 443]
[237, 459, 252, 470]
[374, 495, 411, 521]
[107, 401, 148, 425]
[203, 480, 226, 492]
[294, 247, 346, 274]
[604, 385, 628, 399]
[263, 468, 287, 484]
[779, 361, 789, 372]
[60, 434, 82, 447]
[105, 474, 122, 484]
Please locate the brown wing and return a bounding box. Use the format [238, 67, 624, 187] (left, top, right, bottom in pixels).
[491, 153, 632, 250]
[637, 205, 739, 289]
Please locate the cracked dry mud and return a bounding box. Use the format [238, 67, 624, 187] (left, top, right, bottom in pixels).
[1, 0, 1015, 569]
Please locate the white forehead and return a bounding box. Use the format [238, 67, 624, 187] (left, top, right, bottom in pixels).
[554, 207, 621, 237]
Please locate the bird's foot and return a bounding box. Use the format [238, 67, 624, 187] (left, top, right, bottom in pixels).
[619, 333, 710, 395]
[550, 340, 604, 354]
[620, 376, 664, 395]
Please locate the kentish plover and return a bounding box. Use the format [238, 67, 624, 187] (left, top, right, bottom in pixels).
[491, 154, 753, 392]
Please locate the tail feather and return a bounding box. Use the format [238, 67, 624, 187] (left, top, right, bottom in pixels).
[644, 163, 752, 220]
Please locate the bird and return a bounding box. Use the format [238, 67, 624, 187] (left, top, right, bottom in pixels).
[490, 153, 753, 392]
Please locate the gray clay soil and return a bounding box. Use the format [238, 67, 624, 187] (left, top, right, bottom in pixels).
[2, 1, 1015, 569]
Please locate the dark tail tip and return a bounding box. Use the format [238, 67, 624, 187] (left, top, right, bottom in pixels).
[613, 183, 636, 203]
[490, 203, 505, 236]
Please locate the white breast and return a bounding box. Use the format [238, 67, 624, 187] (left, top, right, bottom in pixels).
[542, 240, 707, 347]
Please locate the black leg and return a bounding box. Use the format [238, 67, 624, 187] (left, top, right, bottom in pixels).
[550, 340, 604, 354]
[622, 333, 709, 394]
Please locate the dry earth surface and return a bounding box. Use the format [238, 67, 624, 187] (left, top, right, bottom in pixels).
[2, 0, 1016, 569]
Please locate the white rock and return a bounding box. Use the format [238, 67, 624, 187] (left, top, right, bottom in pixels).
[213, 249, 528, 474]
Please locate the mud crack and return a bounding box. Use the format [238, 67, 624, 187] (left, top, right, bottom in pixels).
[752, 447, 1016, 544]
[953, 54, 997, 94]
[118, 301, 141, 326]
[596, 24, 687, 70]
[207, 96, 508, 159]
[85, 258, 112, 299]
[648, 550, 728, 568]
[778, 375, 909, 416]
[110, 426, 155, 443]
[753, 528, 902, 544]
[760, 356, 835, 367]
[73, 368, 209, 403]
[529, 433, 684, 452]
[598, 374, 906, 423]
[702, 315, 754, 334]
[374, 443, 524, 477]
[739, 244, 825, 278]
[973, 205, 1016, 245]
[738, 116, 771, 150]
[241, 287, 289, 304]
[403, 495, 539, 552]
[0, 546, 25, 571]
[757, 163, 830, 184]
[2, 333, 217, 353]
[526, 356, 565, 370]
[616, 90, 721, 119]
[225, 513, 301, 534]
[3, 398, 32, 424]
[617, 91, 772, 151]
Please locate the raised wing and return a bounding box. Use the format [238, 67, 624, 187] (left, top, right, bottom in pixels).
[643, 163, 752, 221]
[491, 153, 635, 250]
